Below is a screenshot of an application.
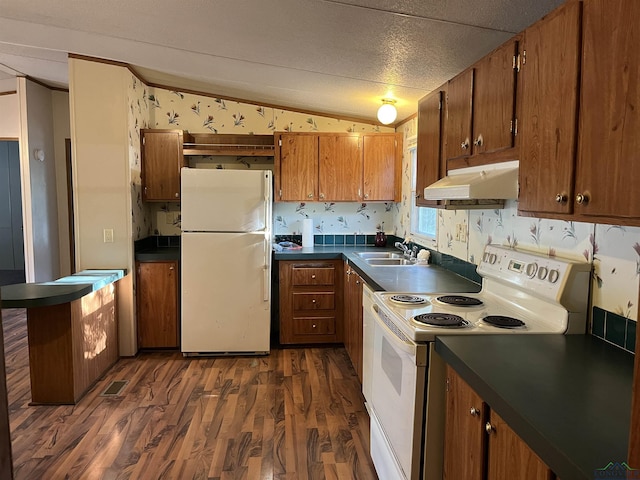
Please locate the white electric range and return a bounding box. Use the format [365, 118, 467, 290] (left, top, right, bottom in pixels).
[364, 244, 592, 480]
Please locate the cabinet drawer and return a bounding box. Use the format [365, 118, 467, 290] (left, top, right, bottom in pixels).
[292, 317, 336, 335]
[293, 292, 335, 310]
[292, 266, 335, 286]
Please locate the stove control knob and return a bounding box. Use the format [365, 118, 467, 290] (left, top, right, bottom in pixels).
[537, 266, 549, 280]
[548, 269, 560, 283]
[526, 262, 538, 278]
[483, 252, 490, 263]
[488, 253, 497, 264]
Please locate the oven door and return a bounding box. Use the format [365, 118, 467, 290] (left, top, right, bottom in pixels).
[369, 303, 428, 480]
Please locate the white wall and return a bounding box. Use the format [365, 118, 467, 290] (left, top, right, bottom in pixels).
[69, 58, 135, 356]
[0, 92, 19, 139]
[18, 78, 60, 282]
[52, 91, 71, 276]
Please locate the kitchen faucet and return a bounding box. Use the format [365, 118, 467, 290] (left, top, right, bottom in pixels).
[395, 242, 419, 260]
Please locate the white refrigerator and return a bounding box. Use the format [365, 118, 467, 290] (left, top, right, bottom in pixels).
[180, 168, 272, 355]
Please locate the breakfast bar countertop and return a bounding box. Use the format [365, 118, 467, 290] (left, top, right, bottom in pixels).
[0, 269, 126, 308]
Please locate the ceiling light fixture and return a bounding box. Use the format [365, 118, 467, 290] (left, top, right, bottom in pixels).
[377, 99, 397, 125]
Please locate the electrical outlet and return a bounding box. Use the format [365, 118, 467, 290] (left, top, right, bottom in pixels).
[458, 224, 468, 243]
[103, 228, 114, 243]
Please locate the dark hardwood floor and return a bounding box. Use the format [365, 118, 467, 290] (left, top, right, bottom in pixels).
[1, 308, 378, 480]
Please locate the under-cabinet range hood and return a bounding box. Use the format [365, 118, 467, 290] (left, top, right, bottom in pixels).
[423, 160, 519, 209]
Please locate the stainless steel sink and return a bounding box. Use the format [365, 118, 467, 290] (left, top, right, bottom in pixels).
[355, 252, 403, 259]
[364, 258, 417, 266]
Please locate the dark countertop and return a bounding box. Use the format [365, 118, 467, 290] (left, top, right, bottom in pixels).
[275, 245, 481, 293]
[134, 246, 180, 261]
[435, 335, 634, 480]
[1, 269, 126, 308]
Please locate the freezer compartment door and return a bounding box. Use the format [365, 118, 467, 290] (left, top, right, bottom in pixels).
[181, 168, 272, 232]
[181, 231, 271, 354]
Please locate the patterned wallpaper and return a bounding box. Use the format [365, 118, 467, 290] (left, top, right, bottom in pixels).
[144, 86, 395, 236]
[127, 74, 151, 241]
[396, 117, 640, 325]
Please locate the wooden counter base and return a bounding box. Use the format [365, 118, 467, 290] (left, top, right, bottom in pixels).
[26, 282, 119, 404]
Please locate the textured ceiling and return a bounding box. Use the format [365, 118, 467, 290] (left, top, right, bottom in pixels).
[0, 0, 565, 124]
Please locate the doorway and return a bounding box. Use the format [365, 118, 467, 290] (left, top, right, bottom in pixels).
[0, 141, 25, 287]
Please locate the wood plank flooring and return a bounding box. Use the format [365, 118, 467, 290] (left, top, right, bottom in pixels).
[2, 308, 378, 480]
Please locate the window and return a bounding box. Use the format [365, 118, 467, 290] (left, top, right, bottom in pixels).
[409, 146, 437, 246]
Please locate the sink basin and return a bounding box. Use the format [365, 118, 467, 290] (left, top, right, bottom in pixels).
[355, 252, 403, 259]
[365, 258, 417, 266]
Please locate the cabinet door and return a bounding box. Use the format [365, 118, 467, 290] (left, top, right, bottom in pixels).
[445, 69, 474, 162]
[141, 130, 184, 202]
[344, 265, 364, 382]
[416, 89, 445, 206]
[443, 366, 486, 480]
[472, 39, 518, 155]
[574, 0, 640, 221]
[486, 410, 553, 480]
[319, 135, 362, 201]
[519, 2, 581, 215]
[137, 261, 179, 348]
[277, 134, 318, 201]
[362, 133, 401, 201]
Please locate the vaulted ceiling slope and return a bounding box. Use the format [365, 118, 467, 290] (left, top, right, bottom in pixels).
[0, 0, 564, 124]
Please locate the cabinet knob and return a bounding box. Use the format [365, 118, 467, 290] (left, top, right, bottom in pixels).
[555, 193, 567, 203]
[364, 193, 369, 199]
[356, 280, 360, 285]
[169, 266, 174, 270]
[312, 324, 317, 328]
[485, 422, 495, 434]
[311, 274, 316, 279]
[473, 135, 483, 147]
[175, 192, 179, 198]
[460, 139, 470, 150]
[346, 270, 351, 275]
[470, 407, 480, 417]
[312, 299, 316, 303]
[575, 193, 589, 205]
[308, 193, 314, 199]
[319, 193, 325, 199]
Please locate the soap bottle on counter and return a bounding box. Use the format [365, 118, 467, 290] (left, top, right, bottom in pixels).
[375, 231, 387, 247]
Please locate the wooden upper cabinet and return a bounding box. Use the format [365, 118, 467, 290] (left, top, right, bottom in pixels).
[518, 1, 582, 216]
[275, 132, 401, 202]
[445, 69, 474, 162]
[319, 134, 362, 201]
[443, 365, 486, 480]
[472, 38, 518, 156]
[416, 88, 445, 207]
[573, 0, 640, 223]
[276, 133, 319, 201]
[363, 133, 402, 202]
[141, 129, 186, 202]
[486, 410, 554, 480]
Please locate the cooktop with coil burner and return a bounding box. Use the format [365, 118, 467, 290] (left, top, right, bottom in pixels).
[373, 244, 593, 342]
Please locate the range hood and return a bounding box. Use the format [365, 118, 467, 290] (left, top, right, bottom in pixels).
[423, 161, 519, 209]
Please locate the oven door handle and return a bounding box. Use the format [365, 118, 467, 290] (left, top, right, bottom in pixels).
[370, 304, 417, 357]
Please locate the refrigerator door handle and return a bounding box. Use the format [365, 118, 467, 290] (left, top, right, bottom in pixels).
[263, 236, 271, 302]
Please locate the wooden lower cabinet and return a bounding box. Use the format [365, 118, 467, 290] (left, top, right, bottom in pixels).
[279, 260, 343, 344]
[136, 261, 179, 349]
[444, 366, 555, 480]
[0, 290, 13, 479]
[343, 263, 364, 382]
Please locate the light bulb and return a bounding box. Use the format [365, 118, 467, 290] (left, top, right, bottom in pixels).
[377, 101, 397, 125]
